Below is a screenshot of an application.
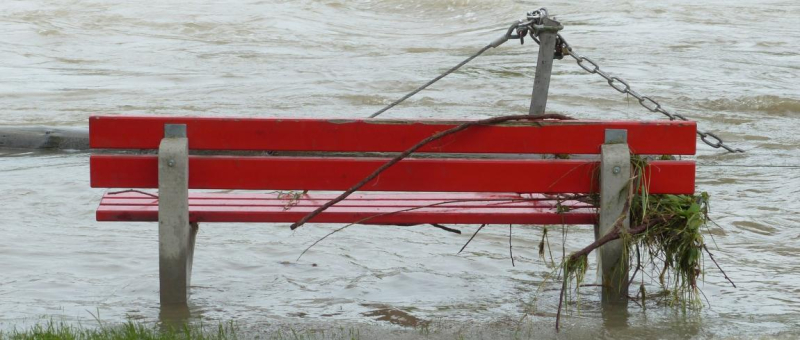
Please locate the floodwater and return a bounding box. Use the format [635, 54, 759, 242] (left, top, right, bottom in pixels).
[1, 0, 799, 338]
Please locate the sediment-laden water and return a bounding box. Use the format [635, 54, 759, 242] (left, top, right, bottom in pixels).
[1, 0, 799, 338]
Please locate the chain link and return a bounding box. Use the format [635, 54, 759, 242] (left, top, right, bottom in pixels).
[557, 34, 744, 153]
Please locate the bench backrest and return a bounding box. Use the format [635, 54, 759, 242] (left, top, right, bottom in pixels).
[90, 116, 696, 194]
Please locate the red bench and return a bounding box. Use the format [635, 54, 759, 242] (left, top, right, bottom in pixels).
[89, 115, 696, 305]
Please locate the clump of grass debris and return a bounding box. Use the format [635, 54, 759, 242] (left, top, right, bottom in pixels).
[556, 155, 725, 328]
[627, 155, 711, 307]
[628, 191, 710, 306]
[561, 253, 589, 308]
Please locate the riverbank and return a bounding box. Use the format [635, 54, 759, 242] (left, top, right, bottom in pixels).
[4, 317, 800, 340]
[1, 320, 237, 340]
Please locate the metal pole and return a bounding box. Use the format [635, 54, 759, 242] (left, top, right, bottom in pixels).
[529, 17, 562, 116]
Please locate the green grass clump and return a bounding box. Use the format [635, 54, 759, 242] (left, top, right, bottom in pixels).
[0, 321, 371, 340]
[0, 320, 238, 340]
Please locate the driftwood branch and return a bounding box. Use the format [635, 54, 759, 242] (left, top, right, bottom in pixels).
[555, 274, 567, 331]
[509, 224, 515, 267]
[569, 219, 656, 264]
[555, 218, 658, 331]
[630, 244, 642, 284]
[557, 180, 635, 331]
[289, 114, 572, 230]
[703, 244, 736, 288]
[296, 198, 539, 261]
[430, 224, 461, 234]
[458, 224, 487, 254]
[107, 189, 159, 198]
[567, 177, 636, 263]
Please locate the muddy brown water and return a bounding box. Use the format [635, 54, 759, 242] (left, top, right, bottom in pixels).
[1, 0, 799, 338]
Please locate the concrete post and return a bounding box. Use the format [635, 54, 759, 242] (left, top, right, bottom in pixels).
[187, 222, 199, 287]
[597, 129, 631, 305]
[158, 124, 195, 306]
[529, 17, 562, 116]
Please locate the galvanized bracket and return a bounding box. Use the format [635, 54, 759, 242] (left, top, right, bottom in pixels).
[604, 129, 628, 144]
[164, 124, 187, 139]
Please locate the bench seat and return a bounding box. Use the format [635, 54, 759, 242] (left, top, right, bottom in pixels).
[98, 191, 597, 225]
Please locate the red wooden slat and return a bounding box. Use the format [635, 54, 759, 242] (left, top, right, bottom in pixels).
[101, 192, 527, 200]
[100, 197, 593, 209]
[98, 192, 596, 224]
[96, 204, 598, 225]
[90, 155, 695, 194]
[101, 199, 592, 209]
[89, 116, 697, 155]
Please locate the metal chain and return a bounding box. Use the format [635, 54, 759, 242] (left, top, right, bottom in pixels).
[367, 8, 745, 153]
[555, 34, 745, 153]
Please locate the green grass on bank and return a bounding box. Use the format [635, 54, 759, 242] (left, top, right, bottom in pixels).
[0, 321, 238, 340]
[0, 320, 368, 340]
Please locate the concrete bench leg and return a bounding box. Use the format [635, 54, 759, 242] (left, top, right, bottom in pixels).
[598, 130, 631, 305]
[187, 222, 199, 287]
[158, 124, 194, 306]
